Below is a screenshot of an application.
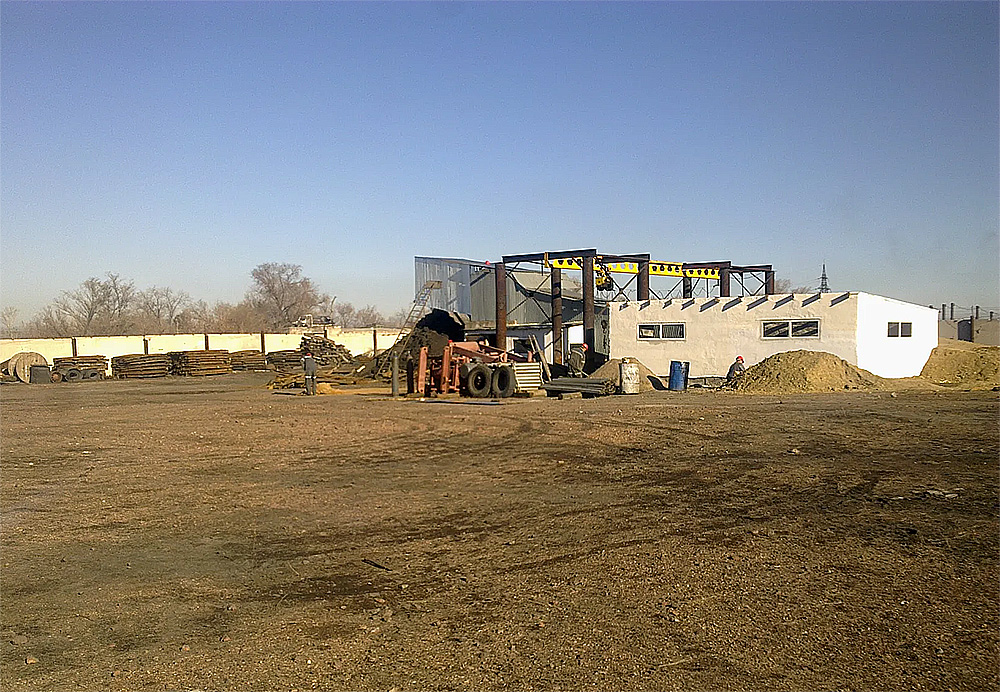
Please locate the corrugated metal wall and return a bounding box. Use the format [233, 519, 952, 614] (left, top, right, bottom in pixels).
[415, 257, 589, 327]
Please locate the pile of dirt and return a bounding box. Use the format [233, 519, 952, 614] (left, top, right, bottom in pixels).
[591, 358, 664, 392]
[730, 350, 884, 394]
[920, 340, 1000, 388]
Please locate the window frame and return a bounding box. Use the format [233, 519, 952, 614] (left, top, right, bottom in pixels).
[887, 321, 913, 338]
[637, 322, 686, 341]
[761, 319, 821, 339]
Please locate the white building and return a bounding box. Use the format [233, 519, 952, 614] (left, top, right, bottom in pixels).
[607, 292, 938, 379]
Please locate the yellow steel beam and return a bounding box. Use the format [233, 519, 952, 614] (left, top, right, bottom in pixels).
[546, 258, 720, 280]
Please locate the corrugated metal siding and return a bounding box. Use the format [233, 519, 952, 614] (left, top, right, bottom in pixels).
[417, 257, 590, 326]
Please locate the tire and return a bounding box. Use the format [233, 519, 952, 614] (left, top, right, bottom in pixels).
[64, 368, 82, 382]
[84, 369, 101, 380]
[465, 364, 492, 398]
[491, 365, 516, 398]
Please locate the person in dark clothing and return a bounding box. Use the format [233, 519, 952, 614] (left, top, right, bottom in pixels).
[726, 355, 745, 383]
[301, 350, 317, 395]
[568, 343, 588, 377]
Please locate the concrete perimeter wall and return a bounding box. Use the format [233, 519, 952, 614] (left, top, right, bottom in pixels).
[1, 329, 394, 376]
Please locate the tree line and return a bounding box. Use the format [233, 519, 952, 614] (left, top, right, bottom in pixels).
[1, 263, 405, 339]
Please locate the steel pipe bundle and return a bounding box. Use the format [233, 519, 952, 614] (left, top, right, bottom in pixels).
[169, 350, 232, 376]
[542, 377, 616, 397]
[112, 354, 170, 379]
[230, 350, 268, 371]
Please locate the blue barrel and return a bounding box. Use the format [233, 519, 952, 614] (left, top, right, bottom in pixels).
[668, 360, 689, 391]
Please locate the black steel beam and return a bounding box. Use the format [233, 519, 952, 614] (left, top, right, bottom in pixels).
[502, 249, 598, 264]
[582, 255, 595, 352]
[551, 267, 563, 365]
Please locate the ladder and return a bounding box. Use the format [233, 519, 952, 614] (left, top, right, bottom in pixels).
[375, 280, 442, 378]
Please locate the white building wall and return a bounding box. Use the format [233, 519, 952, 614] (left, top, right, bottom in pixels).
[609, 293, 861, 377]
[855, 293, 938, 378]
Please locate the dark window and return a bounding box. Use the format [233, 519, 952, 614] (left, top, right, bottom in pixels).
[638, 324, 660, 339]
[888, 321, 912, 337]
[637, 323, 684, 340]
[791, 320, 820, 337]
[888, 322, 899, 337]
[662, 323, 685, 339]
[763, 321, 790, 338]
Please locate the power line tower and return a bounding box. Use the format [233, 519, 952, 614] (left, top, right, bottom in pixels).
[818, 264, 830, 293]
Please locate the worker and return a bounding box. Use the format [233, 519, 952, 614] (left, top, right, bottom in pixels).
[726, 355, 746, 383]
[568, 343, 588, 377]
[301, 349, 317, 395]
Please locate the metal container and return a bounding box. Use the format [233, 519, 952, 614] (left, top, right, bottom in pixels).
[668, 360, 690, 391]
[29, 365, 51, 384]
[620, 361, 640, 394]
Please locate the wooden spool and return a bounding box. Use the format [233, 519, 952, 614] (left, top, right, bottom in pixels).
[6, 352, 48, 383]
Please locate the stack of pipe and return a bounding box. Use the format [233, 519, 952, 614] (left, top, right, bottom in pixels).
[230, 350, 268, 371]
[112, 354, 170, 379]
[541, 377, 616, 397]
[169, 350, 232, 376]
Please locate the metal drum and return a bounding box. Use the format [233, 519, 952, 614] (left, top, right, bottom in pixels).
[668, 360, 690, 391]
[620, 360, 640, 394]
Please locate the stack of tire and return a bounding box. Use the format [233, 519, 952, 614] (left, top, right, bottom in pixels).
[52, 355, 108, 383]
[461, 363, 516, 399]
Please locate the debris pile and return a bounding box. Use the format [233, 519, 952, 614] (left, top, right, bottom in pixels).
[266, 350, 303, 372]
[300, 335, 355, 366]
[729, 350, 884, 394]
[230, 350, 268, 371]
[169, 350, 232, 376]
[112, 354, 170, 379]
[920, 340, 999, 388]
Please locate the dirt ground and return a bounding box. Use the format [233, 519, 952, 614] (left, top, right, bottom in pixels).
[1, 375, 997, 691]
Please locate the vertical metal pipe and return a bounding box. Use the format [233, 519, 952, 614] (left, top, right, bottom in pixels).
[204, 333, 210, 350]
[391, 352, 399, 397]
[72, 338, 78, 357]
[551, 267, 563, 365]
[582, 255, 595, 351]
[637, 260, 650, 301]
[941, 304, 946, 320]
[950, 303, 955, 320]
[975, 305, 980, 319]
[372, 327, 377, 355]
[260, 331, 266, 354]
[495, 262, 507, 350]
[719, 267, 730, 298]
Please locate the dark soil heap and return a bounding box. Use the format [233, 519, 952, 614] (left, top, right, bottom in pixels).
[730, 350, 884, 394]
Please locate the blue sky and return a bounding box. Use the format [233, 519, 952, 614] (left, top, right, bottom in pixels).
[2, 1, 998, 319]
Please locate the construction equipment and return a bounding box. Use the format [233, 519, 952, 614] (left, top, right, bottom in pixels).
[374, 280, 441, 378]
[547, 257, 721, 280]
[407, 340, 535, 398]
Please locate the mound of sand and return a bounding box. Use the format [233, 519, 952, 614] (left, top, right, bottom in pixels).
[591, 358, 665, 392]
[921, 342, 999, 388]
[730, 350, 884, 394]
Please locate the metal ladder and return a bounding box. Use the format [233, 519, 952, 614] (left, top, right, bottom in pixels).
[374, 280, 441, 378]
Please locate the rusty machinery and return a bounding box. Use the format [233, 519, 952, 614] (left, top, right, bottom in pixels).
[407, 340, 532, 399]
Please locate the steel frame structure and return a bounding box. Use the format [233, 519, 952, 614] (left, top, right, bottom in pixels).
[495, 249, 775, 359]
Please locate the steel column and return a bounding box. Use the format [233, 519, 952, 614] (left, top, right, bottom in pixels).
[495, 262, 508, 349]
[764, 270, 775, 295]
[582, 255, 595, 351]
[551, 267, 563, 365]
[682, 276, 693, 298]
[719, 267, 730, 297]
[637, 260, 650, 301]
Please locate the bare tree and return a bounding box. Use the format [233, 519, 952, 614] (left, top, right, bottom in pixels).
[211, 300, 268, 333]
[773, 278, 815, 294]
[247, 263, 325, 330]
[333, 301, 357, 328]
[136, 286, 191, 333]
[1, 307, 20, 338]
[354, 304, 383, 327]
[102, 273, 136, 333]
